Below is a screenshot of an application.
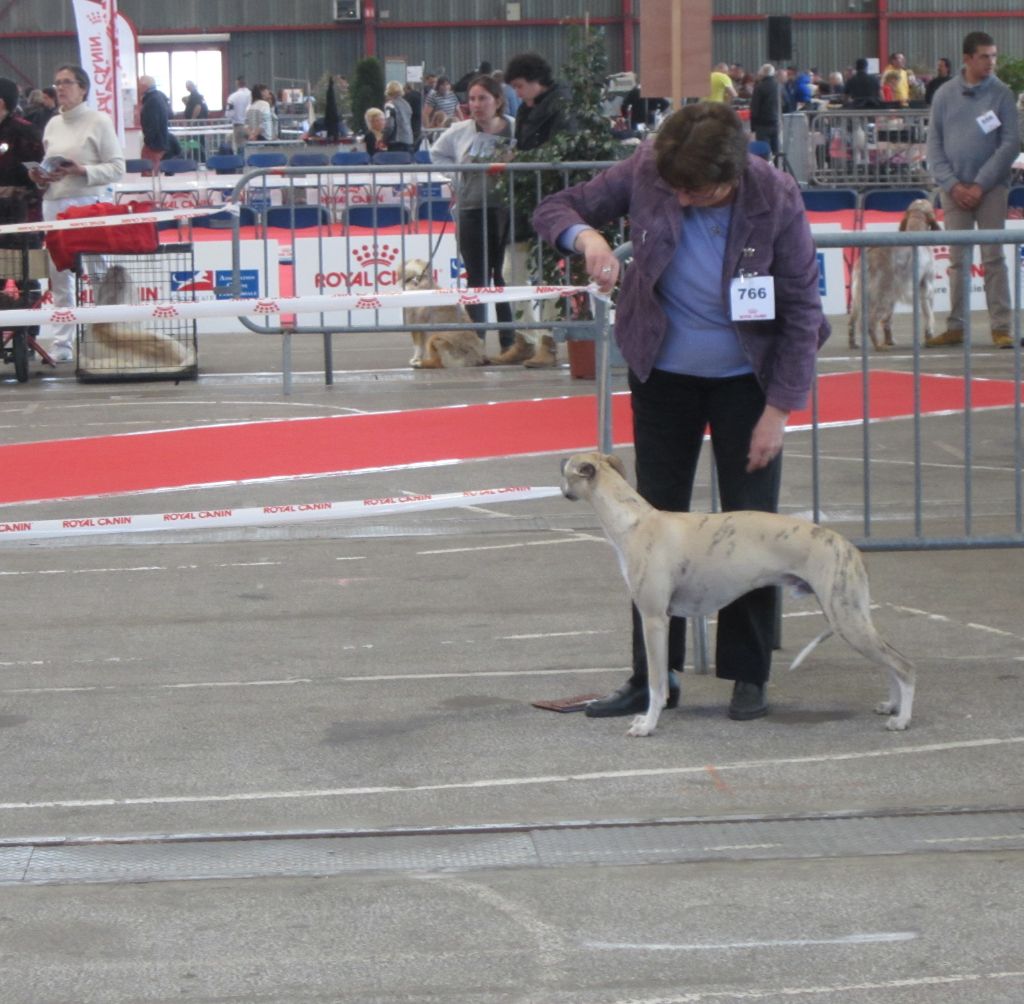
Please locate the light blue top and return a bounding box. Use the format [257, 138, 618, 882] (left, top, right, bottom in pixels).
[561, 201, 751, 378]
[652, 202, 750, 377]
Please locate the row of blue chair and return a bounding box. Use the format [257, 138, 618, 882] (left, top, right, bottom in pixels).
[126, 149, 431, 178]
[189, 198, 454, 232]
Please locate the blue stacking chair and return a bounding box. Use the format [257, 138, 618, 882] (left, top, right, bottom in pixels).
[158, 157, 198, 176]
[245, 152, 289, 169]
[343, 204, 408, 229]
[371, 150, 413, 165]
[191, 206, 258, 229]
[290, 152, 331, 168]
[331, 150, 371, 166]
[416, 198, 454, 224]
[206, 153, 244, 174]
[860, 188, 931, 218]
[264, 206, 332, 230]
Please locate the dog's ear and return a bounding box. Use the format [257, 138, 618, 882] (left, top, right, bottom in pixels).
[577, 461, 597, 480]
[606, 454, 627, 479]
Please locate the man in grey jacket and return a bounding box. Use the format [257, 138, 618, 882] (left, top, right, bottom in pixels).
[926, 31, 1020, 348]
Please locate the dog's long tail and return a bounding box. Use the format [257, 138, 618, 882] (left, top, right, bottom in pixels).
[789, 629, 833, 671]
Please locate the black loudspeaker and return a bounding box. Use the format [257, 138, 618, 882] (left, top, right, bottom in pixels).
[767, 16, 792, 62]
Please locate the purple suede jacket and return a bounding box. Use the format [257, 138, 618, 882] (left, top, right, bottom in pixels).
[533, 144, 830, 412]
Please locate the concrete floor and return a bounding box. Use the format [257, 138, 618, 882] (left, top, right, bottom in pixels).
[0, 318, 1022, 1003]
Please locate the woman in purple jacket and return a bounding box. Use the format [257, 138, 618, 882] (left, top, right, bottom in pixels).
[534, 102, 829, 721]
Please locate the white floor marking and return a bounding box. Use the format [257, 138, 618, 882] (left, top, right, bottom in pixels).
[0, 736, 1019, 812]
[623, 970, 1024, 1003]
[417, 535, 600, 555]
[585, 931, 917, 952]
[0, 666, 621, 696]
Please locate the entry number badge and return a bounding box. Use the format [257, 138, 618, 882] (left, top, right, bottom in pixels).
[730, 275, 775, 321]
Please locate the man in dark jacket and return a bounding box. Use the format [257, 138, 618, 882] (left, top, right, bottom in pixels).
[500, 51, 572, 367]
[749, 63, 781, 155]
[139, 74, 174, 172]
[0, 76, 44, 260]
[845, 58, 881, 108]
[507, 52, 569, 155]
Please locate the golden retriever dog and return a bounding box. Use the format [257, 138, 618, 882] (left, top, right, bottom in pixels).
[848, 198, 940, 351]
[401, 258, 488, 369]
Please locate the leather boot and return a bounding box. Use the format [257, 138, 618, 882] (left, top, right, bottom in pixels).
[992, 329, 1013, 349]
[924, 328, 963, 348]
[523, 334, 557, 368]
[584, 671, 681, 718]
[493, 333, 534, 365]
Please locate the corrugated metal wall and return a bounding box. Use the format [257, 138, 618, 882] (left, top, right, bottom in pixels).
[2, 2, 1024, 99]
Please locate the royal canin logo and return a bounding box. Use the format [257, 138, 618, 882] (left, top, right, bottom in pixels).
[352, 244, 400, 267]
[459, 292, 482, 306]
[49, 309, 76, 323]
[355, 296, 382, 310]
[87, 10, 104, 23]
[68, 220, 100, 229]
[535, 286, 565, 295]
[254, 299, 280, 314]
[152, 305, 179, 318]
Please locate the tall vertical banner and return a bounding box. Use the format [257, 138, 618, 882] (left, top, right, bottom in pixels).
[71, 0, 137, 143]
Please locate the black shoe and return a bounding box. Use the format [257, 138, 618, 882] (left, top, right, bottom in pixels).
[585, 672, 680, 718]
[728, 681, 768, 720]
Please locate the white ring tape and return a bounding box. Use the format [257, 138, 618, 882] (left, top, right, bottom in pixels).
[0, 285, 590, 327]
[0, 485, 563, 542]
[0, 204, 225, 237]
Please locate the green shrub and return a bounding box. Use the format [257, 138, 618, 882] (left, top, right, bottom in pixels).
[350, 57, 385, 132]
[997, 57, 1024, 99]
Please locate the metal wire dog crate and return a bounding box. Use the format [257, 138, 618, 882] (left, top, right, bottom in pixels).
[75, 243, 198, 383]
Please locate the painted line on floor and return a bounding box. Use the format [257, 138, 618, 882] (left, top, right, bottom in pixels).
[0, 736, 1019, 813]
[623, 970, 1024, 1003]
[585, 931, 917, 952]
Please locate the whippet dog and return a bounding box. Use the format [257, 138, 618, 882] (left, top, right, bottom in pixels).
[560, 452, 915, 737]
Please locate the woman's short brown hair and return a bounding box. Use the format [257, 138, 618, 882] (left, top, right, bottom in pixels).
[653, 101, 748, 192]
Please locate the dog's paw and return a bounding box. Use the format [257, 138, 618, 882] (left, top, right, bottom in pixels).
[874, 700, 896, 715]
[409, 357, 423, 368]
[885, 716, 910, 731]
[627, 714, 657, 737]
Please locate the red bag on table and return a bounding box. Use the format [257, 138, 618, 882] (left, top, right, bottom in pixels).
[45, 200, 160, 272]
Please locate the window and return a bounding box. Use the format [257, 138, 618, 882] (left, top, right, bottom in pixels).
[140, 47, 224, 113]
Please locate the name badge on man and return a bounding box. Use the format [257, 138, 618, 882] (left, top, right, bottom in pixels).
[977, 110, 1001, 134]
[730, 275, 775, 321]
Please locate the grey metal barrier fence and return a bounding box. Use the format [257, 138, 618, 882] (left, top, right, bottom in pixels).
[806, 108, 931, 189]
[602, 229, 1024, 555]
[216, 161, 623, 393]
[218, 163, 1024, 553]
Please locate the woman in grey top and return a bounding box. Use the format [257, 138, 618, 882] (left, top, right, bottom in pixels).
[431, 74, 516, 352]
[383, 81, 413, 153]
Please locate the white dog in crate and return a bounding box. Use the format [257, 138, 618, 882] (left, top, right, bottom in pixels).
[83, 265, 193, 370]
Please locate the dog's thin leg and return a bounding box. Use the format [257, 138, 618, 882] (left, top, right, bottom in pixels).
[410, 331, 425, 367]
[921, 285, 935, 341]
[873, 650, 915, 730]
[628, 615, 670, 737]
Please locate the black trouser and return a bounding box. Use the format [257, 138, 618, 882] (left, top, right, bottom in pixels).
[458, 207, 514, 350]
[754, 126, 779, 156]
[628, 369, 782, 686]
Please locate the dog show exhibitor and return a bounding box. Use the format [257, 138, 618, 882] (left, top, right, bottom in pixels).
[533, 101, 830, 723]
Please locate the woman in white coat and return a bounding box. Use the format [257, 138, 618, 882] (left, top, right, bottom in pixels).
[28, 63, 124, 362]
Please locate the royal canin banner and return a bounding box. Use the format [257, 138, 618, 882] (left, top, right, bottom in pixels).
[72, 0, 137, 143]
